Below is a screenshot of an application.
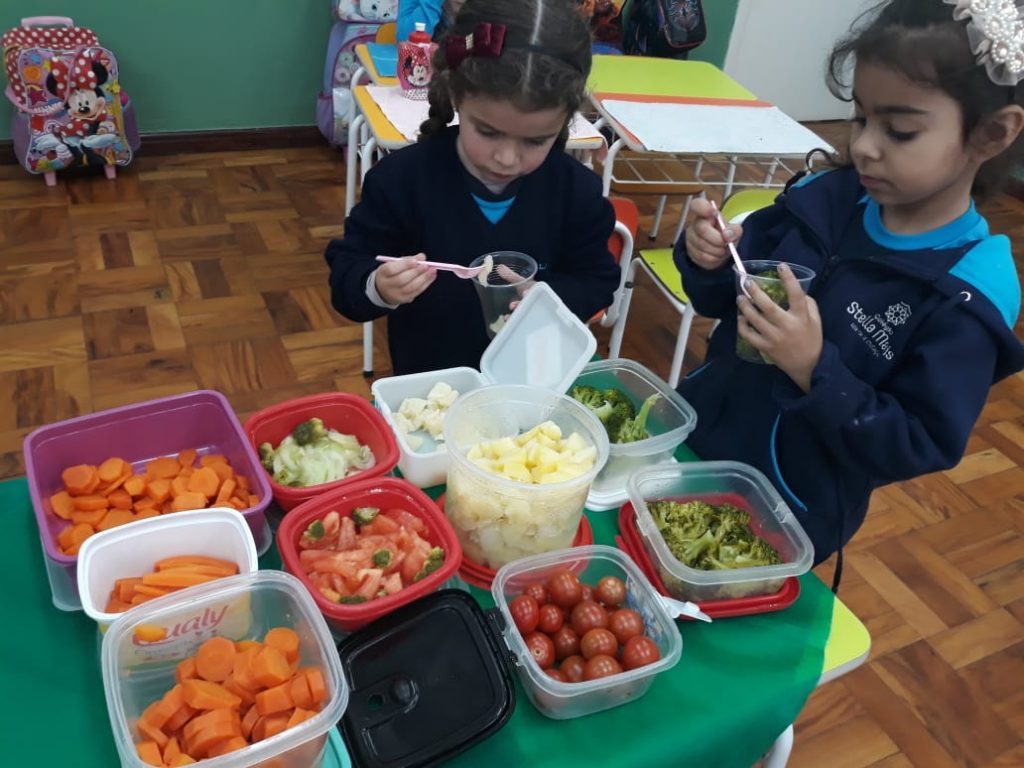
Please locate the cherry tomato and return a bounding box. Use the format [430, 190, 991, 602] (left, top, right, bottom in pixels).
[522, 582, 549, 605]
[580, 628, 618, 660]
[595, 576, 627, 608]
[551, 625, 580, 660]
[570, 600, 609, 636]
[537, 603, 564, 634]
[608, 608, 645, 645]
[580, 584, 595, 603]
[583, 654, 623, 681]
[546, 570, 583, 608]
[509, 595, 539, 634]
[560, 654, 586, 683]
[525, 631, 556, 669]
[621, 635, 661, 670]
[544, 667, 568, 683]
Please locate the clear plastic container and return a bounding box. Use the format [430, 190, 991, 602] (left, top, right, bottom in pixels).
[372, 282, 597, 489]
[572, 359, 697, 510]
[102, 571, 349, 768]
[491, 545, 682, 719]
[628, 461, 814, 602]
[734, 260, 816, 364]
[24, 389, 274, 610]
[77, 507, 259, 633]
[444, 385, 609, 569]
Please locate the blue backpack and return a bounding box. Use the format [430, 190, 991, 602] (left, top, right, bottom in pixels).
[622, 0, 706, 59]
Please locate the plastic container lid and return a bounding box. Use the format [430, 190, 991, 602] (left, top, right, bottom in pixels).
[479, 281, 597, 393]
[370, 283, 597, 489]
[337, 589, 516, 767]
[410, 21, 431, 42]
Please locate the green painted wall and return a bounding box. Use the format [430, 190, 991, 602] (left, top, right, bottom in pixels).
[0, 0, 741, 141]
[689, 0, 741, 68]
[0, 0, 333, 139]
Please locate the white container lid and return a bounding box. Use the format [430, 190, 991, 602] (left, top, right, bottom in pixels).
[480, 281, 597, 392]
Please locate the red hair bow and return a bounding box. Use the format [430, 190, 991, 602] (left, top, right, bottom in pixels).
[444, 23, 507, 70]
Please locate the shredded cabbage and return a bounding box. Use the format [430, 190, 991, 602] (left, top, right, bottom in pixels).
[266, 429, 375, 487]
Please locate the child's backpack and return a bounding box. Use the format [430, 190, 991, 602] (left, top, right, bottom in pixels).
[315, 0, 397, 146]
[622, 0, 707, 59]
[2, 16, 139, 185]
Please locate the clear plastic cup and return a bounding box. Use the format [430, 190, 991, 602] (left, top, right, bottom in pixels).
[469, 251, 538, 338]
[443, 384, 609, 569]
[734, 259, 816, 364]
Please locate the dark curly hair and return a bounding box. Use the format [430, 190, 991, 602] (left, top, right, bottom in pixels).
[826, 0, 1023, 200]
[418, 0, 592, 150]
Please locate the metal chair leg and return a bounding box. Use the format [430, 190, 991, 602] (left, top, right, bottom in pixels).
[362, 321, 374, 377]
[668, 303, 695, 389]
[608, 258, 639, 359]
[649, 194, 668, 240]
[761, 724, 794, 768]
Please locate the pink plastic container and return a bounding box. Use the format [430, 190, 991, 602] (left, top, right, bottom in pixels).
[24, 390, 273, 609]
[244, 392, 399, 512]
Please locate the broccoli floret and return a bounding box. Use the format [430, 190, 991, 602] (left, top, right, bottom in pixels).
[602, 388, 636, 417]
[304, 519, 325, 541]
[258, 442, 275, 472]
[352, 507, 380, 526]
[372, 548, 393, 568]
[614, 394, 660, 444]
[336, 595, 366, 604]
[292, 417, 328, 447]
[413, 547, 446, 581]
[570, 384, 616, 424]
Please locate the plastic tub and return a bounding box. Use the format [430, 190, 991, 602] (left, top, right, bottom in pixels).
[370, 282, 597, 489]
[24, 390, 273, 609]
[444, 384, 610, 569]
[276, 476, 462, 633]
[102, 571, 349, 768]
[571, 359, 697, 510]
[371, 367, 486, 489]
[243, 392, 400, 511]
[627, 461, 814, 602]
[491, 545, 682, 719]
[77, 507, 259, 632]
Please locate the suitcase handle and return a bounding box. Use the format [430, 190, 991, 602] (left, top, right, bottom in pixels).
[20, 16, 75, 27]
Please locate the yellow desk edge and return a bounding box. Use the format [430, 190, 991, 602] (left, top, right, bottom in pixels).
[355, 43, 399, 87]
[353, 84, 408, 146]
[821, 593, 871, 683]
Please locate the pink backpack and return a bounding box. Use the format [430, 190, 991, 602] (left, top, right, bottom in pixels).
[2, 16, 139, 185]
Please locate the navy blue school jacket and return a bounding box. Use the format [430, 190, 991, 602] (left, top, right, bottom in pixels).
[675, 167, 1024, 563]
[324, 126, 619, 375]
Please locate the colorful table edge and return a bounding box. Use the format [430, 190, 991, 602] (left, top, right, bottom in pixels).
[355, 42, 398, 87]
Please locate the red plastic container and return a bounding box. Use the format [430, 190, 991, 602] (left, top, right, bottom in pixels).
[244, 392, 400, 511]
[24, 390, 273, 608]
[277, 476, 463, 633]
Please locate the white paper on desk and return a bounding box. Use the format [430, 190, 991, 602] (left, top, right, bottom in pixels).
[366, 85, 604, 146]
[600, 100, 832, 156]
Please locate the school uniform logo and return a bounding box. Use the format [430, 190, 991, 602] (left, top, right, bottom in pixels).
[846, 300, 912, 361]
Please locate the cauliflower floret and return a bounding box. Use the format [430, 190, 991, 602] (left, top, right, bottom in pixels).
[392, 412, 418, 436]
[420, 409, 446, 439]
[398, 396, 429, 421]
[427, 381, 459, 408]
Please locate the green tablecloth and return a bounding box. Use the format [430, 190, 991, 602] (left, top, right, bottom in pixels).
[3, 458, 832, 768]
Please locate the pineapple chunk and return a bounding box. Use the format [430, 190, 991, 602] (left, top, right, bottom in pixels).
[501, 463, 532, 483]
[538, 420, 563, 441]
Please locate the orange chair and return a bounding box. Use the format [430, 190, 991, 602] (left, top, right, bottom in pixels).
[593, 196, 640, 329]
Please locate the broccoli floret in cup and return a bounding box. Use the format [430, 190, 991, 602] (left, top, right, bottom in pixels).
[737, 268, 794, 364]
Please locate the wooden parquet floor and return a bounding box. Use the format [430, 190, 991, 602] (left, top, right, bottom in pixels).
[1, 126, 1022, 766]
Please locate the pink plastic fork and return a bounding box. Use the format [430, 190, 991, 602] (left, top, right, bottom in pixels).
[375, 255, 485, 279]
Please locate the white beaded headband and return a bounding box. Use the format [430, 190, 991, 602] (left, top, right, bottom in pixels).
[944, 0, 1024, 86]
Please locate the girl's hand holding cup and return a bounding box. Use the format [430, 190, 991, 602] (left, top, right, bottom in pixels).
[375, 253, 437, 306]
[686, 198, 744, 271]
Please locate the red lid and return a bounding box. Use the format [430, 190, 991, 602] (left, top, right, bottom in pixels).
[435, 494, 594, 590]
[615, 501, 800, 619]
[243, 392, 399, 511]
[409, 22, 431, 44]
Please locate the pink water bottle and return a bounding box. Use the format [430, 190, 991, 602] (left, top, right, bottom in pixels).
[397, 22, 436, 101]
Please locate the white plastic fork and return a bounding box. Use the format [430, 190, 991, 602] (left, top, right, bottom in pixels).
[375, 255, 485, 279]
[709, 200, 751, 298]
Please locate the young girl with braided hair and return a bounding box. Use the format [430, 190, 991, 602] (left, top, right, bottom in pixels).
[326, 0, 619, 375]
